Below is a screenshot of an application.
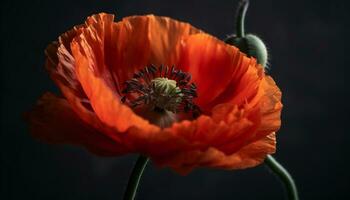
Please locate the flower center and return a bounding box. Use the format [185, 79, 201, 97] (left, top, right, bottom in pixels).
[150, 77, 183, 112]
[121, 65, 200, 119]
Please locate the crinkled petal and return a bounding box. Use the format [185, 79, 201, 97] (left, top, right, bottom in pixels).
[70, 13, 201, 134]
[71, 33, 160, 134]
[111, 14, 201, 87]
[175, 33, 255, 112]
[209, 57, 263, 109]
[45, 25, 86, 99]
[26, 93, 128, 156]
[78, 13, 201, 94]
[45, 23, 123, 143]
[153, 133, 276, 175]
[254, 76, 283, 136]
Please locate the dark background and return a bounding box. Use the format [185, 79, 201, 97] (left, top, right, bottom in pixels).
[1, 0, 348, 199]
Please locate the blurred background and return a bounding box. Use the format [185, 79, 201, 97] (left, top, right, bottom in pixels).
[1, 0, 348, 199]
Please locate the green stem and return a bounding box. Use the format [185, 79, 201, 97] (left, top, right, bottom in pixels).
[123, 155, 149, 200]
[265, 155, 299, 200]
[235, 0, 249, 38]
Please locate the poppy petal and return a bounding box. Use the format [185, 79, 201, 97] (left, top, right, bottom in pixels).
[71, 33, 159, 133]
[74, 14, 201, 95]
[26, 93, 128, 156]
[255, 76, 283, 136]
[70, 13, 201, 133]
[85, 14, 201, 90]
[153, 133, 276, 175]
[175, 33, 244, 112]
[141, 106, 256, 166]
[45, 25, 86, 99]
[208, 57, 263, 109]
[45, 25, 123, 142]
[144, 15, 201, 66]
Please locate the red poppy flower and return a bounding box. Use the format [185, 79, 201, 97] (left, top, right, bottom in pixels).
[27, 13, 282, 174]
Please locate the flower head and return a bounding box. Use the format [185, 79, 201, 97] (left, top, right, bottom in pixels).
[26, 13, 282, 174]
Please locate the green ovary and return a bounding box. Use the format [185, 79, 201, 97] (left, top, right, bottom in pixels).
[151, 77, 183, 112]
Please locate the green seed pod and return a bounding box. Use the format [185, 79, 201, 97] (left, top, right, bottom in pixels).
[245, 34, 268, 67]
[225, 0, 269, 68]
[225, 34, 268, 68]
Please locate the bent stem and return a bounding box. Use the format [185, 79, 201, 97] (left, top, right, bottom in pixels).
[235, 0, 249, 38]
[123, 155, 149, 200]
[265, 155, 299, 200]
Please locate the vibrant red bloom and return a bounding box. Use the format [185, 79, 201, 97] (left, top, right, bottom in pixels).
[27, 13, 282, 174]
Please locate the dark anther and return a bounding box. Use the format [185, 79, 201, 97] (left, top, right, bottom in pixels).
[159, 65, 164, 77]
[164, 65, 169, 77]
[149, 65, 157, 74]
[121, 96, 126, 103]
[154, 106, 165, 113]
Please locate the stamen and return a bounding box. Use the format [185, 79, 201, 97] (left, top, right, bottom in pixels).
[121, 65, 201, 118]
